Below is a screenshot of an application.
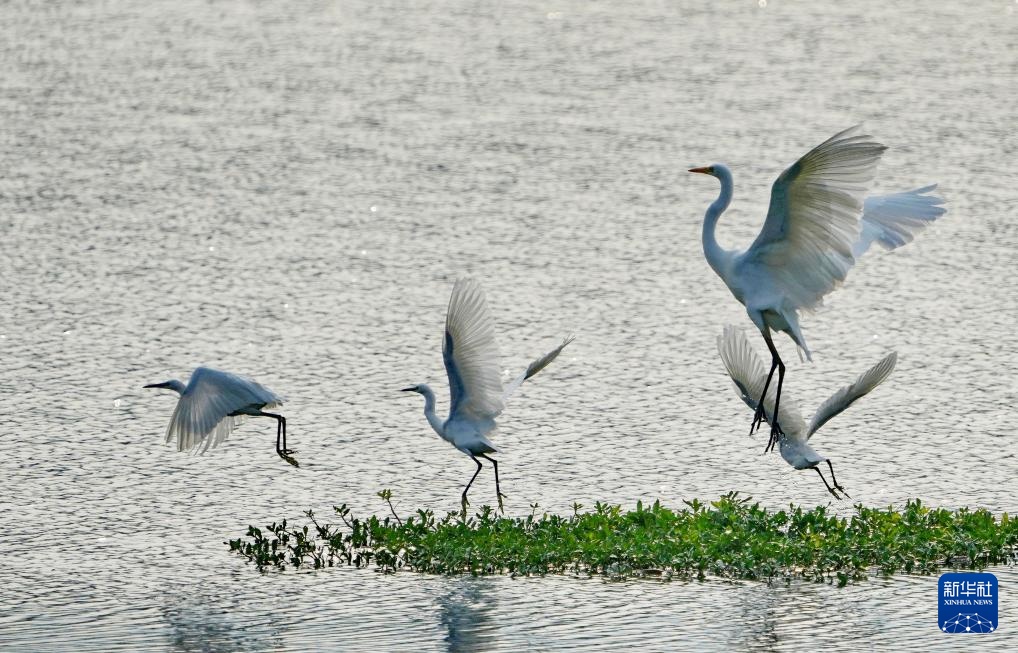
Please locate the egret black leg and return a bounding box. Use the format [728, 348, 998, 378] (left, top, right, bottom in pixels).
[761, 331, 785, 453]
[814, 466, 838, 497]
[261, 412, 291, 454]
[279, 415, 292, 455]
[478, 453, 507, 513]
[750, 358, 778, 435]
[826, 460, 851, 498]
[258, 412, 296, 463]
[767, 359, 786, 453]
[462, 455, 484, 517]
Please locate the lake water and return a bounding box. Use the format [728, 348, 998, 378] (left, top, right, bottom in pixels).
[3, 0, 1017, 650]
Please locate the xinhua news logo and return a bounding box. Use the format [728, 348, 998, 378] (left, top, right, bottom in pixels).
[939, 572, 997, 633]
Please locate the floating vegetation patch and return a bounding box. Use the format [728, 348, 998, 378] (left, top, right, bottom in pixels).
[228, 492, 1018, 584]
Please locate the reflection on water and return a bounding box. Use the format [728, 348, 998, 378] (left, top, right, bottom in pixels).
[439, 580, 497, 653]
[1, 0, 1016, 650]
[732, 584, 780, 652]
[161, 586, 281, 653]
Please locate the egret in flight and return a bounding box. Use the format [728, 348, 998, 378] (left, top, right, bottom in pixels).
[143, 367, 297, 466]
[403, 277, 573, 515]
[690, 126, 943, 452]
[717, 325, 897, 499]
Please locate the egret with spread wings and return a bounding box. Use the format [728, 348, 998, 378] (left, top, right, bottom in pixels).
[403, 277, 573, 515]
[717, 325, 896, 499]
[144, 367, 297, 466]
[690, 126, 943, 452]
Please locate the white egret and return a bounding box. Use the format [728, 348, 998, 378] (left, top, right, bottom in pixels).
[143, 367, 296, 466]
[717, 325, 897, 499]
[403, 277, 573, 514]
[690, 126, 943, 452]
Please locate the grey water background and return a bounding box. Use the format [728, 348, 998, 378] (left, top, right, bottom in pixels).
[2, 0, 1017, 650]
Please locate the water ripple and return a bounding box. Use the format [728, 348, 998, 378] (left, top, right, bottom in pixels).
[1, 0, 1016, 650]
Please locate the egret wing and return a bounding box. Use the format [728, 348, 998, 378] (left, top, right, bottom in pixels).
[853, 185, 946, 258]
[166, 367, 282, 453]
[443, 278, 505, 422]
[807, 352, 896, 438]
[717, 325, 806, 437]
[740, 126, 887, 311]
[501, 335, 574, 403]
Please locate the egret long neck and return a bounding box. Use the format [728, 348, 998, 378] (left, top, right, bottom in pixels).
[417, 385, 445, 437]
[701, 167, 734, 277]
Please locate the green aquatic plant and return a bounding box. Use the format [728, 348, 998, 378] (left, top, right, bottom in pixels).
[227, 493, 1018, 584]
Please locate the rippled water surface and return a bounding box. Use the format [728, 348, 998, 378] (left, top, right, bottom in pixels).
[3, 0, 1017, 650]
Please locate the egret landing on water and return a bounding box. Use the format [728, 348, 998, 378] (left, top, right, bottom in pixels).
[690, 125, 944, 453]
[144, 367, 297, 467]
[403, 277, 573, 516]
[717, 325, 897, 499]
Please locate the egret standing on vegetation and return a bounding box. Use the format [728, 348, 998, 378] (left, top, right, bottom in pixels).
[717, 325, 897, 499]
[403, 277, 573, 515]
[690, 126, 943, 452]
[144, 367, 297, 466]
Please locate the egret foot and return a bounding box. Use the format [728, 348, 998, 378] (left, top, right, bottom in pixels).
[763, 421, 783, 453]
[476, 453, 506, 515]
[278, 451, 300, 467]
[749, 403, 768, 436]
[814, 466, 843, 500]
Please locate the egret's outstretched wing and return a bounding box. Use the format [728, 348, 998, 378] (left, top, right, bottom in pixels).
[807, 352, 896, 438]
[166, 367, 282, 453]
[739, 126, 887, 311]
[853, 185, 946, 258]
[716, 325, 806, 437]
[501, 335, 574, 403]
[443, 278, 505, 422]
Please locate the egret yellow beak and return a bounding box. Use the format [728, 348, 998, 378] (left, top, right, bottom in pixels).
[688, 166, 713, 174]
